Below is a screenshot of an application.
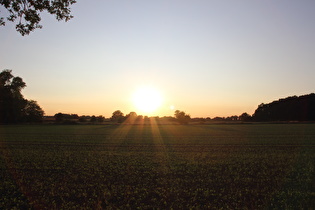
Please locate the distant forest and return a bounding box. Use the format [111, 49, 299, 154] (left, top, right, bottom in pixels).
[1, 70, 314, 124]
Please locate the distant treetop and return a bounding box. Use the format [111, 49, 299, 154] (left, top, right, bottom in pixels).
[174, 110, 191, 124]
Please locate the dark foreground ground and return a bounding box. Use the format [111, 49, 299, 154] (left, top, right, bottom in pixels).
[0, 123, 314, 209]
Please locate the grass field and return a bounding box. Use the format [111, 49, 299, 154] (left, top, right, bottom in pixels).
[0, 123, 314, 209]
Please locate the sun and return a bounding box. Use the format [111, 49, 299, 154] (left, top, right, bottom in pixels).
[132, 86, 163, 115]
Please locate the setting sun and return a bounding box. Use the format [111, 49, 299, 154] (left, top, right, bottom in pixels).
[132, 86, 163, 115]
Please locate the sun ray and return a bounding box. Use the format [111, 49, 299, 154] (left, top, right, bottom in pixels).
[150, 118, 170, 173]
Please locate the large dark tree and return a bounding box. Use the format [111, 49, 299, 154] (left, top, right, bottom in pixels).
[239, 112, 251, 121]
[22, 100, 45, 122]
[174, 110, 191, 124]
[0, 0, 76, 35]
[0, 69, 44, 123]
[252, 94, 315, 121]
[111, 110, 125, 123]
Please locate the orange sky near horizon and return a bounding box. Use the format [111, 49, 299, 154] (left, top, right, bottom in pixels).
[1, 1, 315, 118]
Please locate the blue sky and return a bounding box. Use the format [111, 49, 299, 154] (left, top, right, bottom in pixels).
[1, 0, 315, 117]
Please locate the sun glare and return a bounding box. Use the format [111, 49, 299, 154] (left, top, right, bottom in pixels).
[132, 86, 163, 115]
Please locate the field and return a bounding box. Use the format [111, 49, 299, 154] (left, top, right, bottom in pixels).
[0, 123, 314, 209]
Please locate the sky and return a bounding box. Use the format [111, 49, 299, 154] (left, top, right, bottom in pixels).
[1, 0, 315, 118]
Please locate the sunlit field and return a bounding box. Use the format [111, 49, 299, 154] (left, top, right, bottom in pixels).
[0, 123, 314, 209]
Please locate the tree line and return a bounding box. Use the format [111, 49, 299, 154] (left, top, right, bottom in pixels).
[53, 113, 105, 124]
[1, 70, 314, 124]
[45, 95, 315, 124]
[50, 111, 177, 124]
[252, 94, 315, 121]
[49, 111, 252, 124]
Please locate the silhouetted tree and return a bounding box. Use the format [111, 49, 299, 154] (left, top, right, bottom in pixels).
[125, 112, 137, 118]
[54, 112, 64, 122]
[136, 115, 143, 123]
[239, 112, 251, 121]
[174, 110, 191, 124]
[78, 116, 88, 123]
[0, 0, 76, 35]
[111, 110, 125, 123]
[96, 115, 105, 123]
[252, 94, 315, 121]
[144, 116, 149, 123]
[53, 113, 78, 123]
[191, 117, 206, 124]
[70, 114, 79, 119]
[90, 115, 97, 123]
[0, 69, 44, 123]
[212, 117, 224, 121]
[22, 100, 44, 122]
[125, 112, 137, 123]
[225, 115, 238, 121]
